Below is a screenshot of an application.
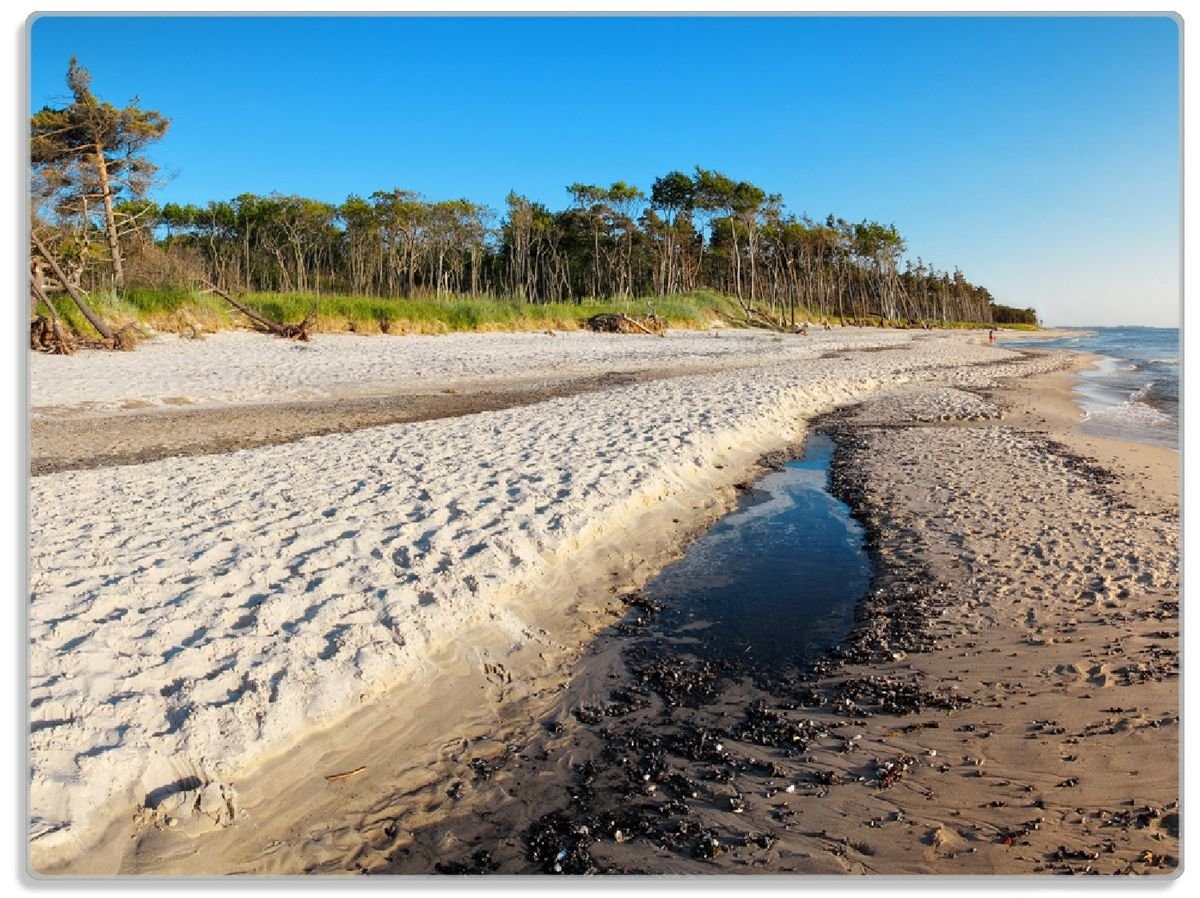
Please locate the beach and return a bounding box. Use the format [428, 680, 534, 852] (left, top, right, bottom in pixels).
[27, 327, 1178, 875]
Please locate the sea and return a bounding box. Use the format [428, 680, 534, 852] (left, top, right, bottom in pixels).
[1011, 326, 1180, 450]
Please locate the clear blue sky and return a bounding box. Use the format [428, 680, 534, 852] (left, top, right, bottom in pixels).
[29, 14, 1180, 326]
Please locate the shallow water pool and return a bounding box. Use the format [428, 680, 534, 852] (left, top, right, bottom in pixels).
[642, 431, 871, 674]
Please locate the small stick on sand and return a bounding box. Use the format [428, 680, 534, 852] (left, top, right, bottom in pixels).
[618, 313, 660, 337]
[323, 766, 367, 782]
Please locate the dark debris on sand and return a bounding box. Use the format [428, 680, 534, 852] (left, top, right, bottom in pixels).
[425, 398, 1170, 876]
[422, 417, 975, 875]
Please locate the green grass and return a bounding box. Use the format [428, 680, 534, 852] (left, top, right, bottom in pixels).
[36, 287, 1034, 339]
[995, 322, 1042, 331]
[40, 288, 745, 337]
[39, 287, 230, 340]
[241, 292, 726, 334]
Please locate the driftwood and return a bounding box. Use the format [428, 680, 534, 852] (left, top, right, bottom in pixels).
[585, 312, 666, 336]
[30, 231, 119, 345]
[110, 322, 148, 350]
[30, 315, 74, 354]
[745, 306, 791, 332]
[744, 307, 823, 334]
[29, 278, 145, 352]
[324, 766, 367, 782]
[204, 281, 316, 340]
[29, 281, 75, 354]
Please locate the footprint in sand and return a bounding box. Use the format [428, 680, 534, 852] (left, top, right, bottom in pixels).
[1088, 663, 1114, 687]
[1049, 662, 1085, 681]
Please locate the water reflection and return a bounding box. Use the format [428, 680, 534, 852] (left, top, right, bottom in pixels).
[643, 432, 871, 673]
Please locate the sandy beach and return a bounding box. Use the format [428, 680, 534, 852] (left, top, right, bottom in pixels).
[29, 328, 911, 474]
[27, 327, 1178, 876]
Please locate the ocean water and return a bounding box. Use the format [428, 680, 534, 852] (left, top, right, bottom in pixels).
[641, 432, 871, 673]
[1013, 327, 1180, 449]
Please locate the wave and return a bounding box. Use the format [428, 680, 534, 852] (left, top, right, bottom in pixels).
[1131, 377, 1179, 405]
[1130, 383, 1154, 403]
[1083, 397, 1175, 429]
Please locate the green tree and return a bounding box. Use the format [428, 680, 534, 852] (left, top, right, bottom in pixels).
[567, 183, 610, 298]
[693, 167, 766, 312]
[31, 58, 170, 290]
[650, 171, 695, 294]
[605, 181, 645, 297]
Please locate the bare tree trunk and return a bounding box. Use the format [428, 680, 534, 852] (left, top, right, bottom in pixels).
[93, 144, 125, 290]
[30, 280, 74, 354]
[728, 223, 751, 320]
[204, 280, 316, 340]
[30, 261, 45, 316]
[745, 221, 757, 306]
[592, 223, 600, 299]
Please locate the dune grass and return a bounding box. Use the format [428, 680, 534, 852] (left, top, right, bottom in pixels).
[39, 288, 748, 338]
[240, 290, 756, 335]
[37, 286, 1027, 341]
[40, 286, 229, 338]
[994, 322, 1042, 331]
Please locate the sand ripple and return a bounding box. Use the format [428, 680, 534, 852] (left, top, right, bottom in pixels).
[27, 332, 1068, 861]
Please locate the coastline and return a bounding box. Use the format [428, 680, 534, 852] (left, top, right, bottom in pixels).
[46, 421, 801, 876]
[28, 332, 1177, 875]
[1000, 327, 1181, 452]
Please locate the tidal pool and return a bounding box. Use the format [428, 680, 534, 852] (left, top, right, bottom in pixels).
[642, 432, 871, 673]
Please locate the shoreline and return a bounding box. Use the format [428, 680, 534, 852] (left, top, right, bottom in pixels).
[393, 363, 1176, 876]
[1000, 328, 1180, 453]
[29, 335, 1176, 875]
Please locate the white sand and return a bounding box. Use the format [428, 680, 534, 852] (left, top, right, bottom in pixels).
[27, 330, 1070, 865]
[30, 327, 920, 413]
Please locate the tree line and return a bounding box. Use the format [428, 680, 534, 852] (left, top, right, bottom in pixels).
[31, 59, 1038, 331]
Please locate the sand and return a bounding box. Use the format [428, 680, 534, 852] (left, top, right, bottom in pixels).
[27, 328, 1053, 475]
[235, 364, 1173, 877]
[29, 327, 1176, 876]
[28, 327, 939, 475]
[30, 369, 664, 475]
[29, 326, 919, 415]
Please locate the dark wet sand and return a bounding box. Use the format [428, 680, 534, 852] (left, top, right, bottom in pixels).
[28, 346, 1045, 477]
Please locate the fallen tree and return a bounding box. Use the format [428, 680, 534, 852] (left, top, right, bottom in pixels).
[584, 312, 666, 336]
[29, 280, 75, 355]
[203, 281, 317, 340]
[30, 231, 127, 348]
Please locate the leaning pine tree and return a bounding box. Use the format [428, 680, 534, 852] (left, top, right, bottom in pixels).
[31, 57, 169, 291]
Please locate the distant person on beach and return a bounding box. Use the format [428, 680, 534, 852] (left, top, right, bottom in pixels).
[988, 329, 995, 344]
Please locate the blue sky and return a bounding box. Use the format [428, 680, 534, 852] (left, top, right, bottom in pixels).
[29, 15, 1180, 326]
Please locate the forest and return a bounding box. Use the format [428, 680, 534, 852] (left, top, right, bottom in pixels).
[30, 59, 1039, 349]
